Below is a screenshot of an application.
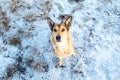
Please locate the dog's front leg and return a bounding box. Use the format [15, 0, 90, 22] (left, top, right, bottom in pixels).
[58, 58, 62, 66]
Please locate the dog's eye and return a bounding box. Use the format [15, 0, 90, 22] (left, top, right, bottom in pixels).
[54, 29, 57, 32]
[62, 29, 65, 32]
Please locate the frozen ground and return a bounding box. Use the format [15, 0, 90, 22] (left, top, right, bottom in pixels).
[0, 0, 120, 80]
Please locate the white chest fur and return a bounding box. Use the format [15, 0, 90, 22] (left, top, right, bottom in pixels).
[56, 41, 68, 52]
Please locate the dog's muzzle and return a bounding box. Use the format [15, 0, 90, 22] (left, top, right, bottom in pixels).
[56, 36, 61, 42]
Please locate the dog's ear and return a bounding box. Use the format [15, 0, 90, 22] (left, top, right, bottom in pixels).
[47, 17, 55, 31]
[60, 15, 67, 23]
[64, 16, 72, 30]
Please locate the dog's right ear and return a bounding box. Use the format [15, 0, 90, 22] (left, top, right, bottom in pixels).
[47, 17, 55, 31]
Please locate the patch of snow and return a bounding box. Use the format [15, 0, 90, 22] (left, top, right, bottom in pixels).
[0, 0, 120, 80]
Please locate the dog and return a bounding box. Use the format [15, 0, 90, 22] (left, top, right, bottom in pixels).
[47, 15, 76, 66]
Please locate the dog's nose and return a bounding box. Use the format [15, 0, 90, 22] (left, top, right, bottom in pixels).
[56, 36, 61, 42]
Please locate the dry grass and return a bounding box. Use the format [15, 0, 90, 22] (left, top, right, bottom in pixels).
[9, 37, 21, 46]
[0, 8, 10, 31]
[24, 14, 36, 22]
[39, 1, 53, 19]
[6, 56, 26, 79]
[17, 29, 33, 38]
[6, 66, 15, 79]
[10, 0, 23, 12]
[31, 61, 49, 72]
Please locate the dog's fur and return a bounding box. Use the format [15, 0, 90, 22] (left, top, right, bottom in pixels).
[47, 15, 76, 66]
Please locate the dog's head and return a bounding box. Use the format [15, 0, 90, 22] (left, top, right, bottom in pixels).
[47, 16, 72, 42]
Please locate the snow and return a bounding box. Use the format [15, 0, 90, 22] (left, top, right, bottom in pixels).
[0, 0, 120, 80]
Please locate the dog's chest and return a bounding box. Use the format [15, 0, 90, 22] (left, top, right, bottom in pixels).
[56, 42, 68, 52]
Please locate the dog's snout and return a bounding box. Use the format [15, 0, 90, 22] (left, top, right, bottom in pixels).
[56, 36, 61, 42]
[56, 36, 61, 40]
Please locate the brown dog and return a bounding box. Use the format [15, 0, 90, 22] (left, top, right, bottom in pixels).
[47, 15, 76, 66]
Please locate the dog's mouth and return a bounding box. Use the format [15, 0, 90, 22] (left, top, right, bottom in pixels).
[56, 40, 61, 42]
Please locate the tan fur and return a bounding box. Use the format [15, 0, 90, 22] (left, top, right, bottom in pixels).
[47, 16, 76, 66]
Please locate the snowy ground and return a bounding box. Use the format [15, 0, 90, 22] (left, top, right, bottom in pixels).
[0, 0, 120, 80]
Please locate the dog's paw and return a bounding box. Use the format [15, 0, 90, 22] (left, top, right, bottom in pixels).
[58, 61, 62, 66]
[55, 64, 66, 68]
[72, 53, 77, 57]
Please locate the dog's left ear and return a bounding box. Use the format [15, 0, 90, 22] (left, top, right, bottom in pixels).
[47, 17, 55, 31]
[64, 16, 72, 30]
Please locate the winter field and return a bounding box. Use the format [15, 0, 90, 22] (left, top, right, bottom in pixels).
[0, 0, 120, 80]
